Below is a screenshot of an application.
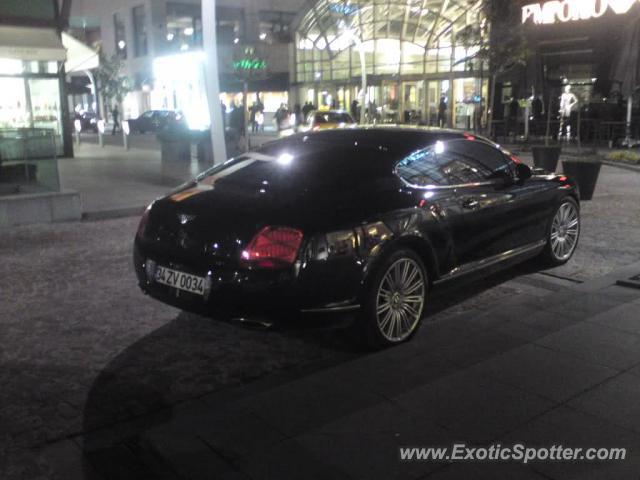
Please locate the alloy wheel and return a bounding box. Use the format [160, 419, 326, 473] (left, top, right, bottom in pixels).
[550, 201, 580, 261]
[376, 258, 426, 342]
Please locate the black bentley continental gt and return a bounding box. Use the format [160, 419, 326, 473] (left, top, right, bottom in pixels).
[134, 127, 580, 347]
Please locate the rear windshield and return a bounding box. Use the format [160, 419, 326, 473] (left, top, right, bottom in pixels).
[195, 142, 391, 190]
[313, 112, 353, 124]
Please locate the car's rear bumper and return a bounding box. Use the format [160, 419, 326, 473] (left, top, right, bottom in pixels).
[133, 243, 360, 317]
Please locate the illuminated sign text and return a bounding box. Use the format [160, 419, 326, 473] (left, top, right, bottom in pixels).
[522, 0, 638, 24]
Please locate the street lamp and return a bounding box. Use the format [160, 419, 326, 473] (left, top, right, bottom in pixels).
[344, 27, 367, 124]
[202, 0, 228, 164]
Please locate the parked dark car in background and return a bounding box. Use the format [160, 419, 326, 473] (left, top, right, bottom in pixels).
[127, 110, 186, 134]
[134, 127, 580, 347]
[73, 111, 99, 132]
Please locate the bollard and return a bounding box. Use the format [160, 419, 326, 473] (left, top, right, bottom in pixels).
[122, 120, 130, 150]
[97, 119, 105, 147]
[74, 119, 82, 146]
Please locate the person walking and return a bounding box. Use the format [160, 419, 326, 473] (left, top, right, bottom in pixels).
[350, 99, 359, 123]
[437, 94, 447, 127]
[302, 102, 312, 124]
[293, 103, 302, 130]
[111, 104, 120, 135]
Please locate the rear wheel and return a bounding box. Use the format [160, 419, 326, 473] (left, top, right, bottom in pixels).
[539, 197, 580, 266]
[358, 249, 428, 348]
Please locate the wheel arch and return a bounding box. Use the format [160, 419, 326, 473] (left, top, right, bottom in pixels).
[360, 233, 438, 293]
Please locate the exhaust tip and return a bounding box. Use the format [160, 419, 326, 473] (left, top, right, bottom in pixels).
[230, 317, 274, 330]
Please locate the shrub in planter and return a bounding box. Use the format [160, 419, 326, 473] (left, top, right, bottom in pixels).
[606, 150, 640, 165]
[531, 145, 561, 172]
[562, 158, 601, 201]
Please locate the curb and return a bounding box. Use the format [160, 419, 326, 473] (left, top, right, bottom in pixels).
[82, 206, 146, 221]
[600, 160, 640, 173]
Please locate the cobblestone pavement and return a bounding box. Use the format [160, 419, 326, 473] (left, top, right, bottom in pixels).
[1, 164, 639, 478]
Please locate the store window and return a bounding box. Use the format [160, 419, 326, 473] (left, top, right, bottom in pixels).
[0, 74, 63, 154]
[216, 7, 245, 45]
[114, 12, 127, 59]
[164, 3, 243, 51]
[0, 0, 56, 21]
[259, 11, 295, 43]
[166, 2, 202, 52]
[132, 5, 148, 57]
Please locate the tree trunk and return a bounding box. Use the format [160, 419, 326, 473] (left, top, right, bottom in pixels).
[488, 73, 497, 139]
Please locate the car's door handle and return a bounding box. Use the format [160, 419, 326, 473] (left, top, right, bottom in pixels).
[462, 198, 479, 209]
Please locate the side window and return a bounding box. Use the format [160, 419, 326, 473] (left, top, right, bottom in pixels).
[395, 147, 450, 187]
[441, 157, 489, 184]
[448, 140, 513, 178]
[395, 141, 490, 187]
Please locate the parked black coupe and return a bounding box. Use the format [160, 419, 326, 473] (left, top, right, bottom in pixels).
[127, 110, 185, 134]
[134, 127, 580, 346]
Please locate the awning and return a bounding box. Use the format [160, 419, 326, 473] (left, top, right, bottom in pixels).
[62, 32, 99, 72]
[0, 25, 66, 62]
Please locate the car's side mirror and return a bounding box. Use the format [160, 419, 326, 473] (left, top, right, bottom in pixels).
[515, 163, 532, 182]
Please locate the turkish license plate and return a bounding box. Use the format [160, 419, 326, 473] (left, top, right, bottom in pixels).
[155, 266, 205, 296]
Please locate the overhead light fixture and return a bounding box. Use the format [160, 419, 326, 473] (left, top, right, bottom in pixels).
[166, 32, 174, 41]
[259, 32, 267, 40]
[184, 27, 194, 36]
[117, 40, 126, 50]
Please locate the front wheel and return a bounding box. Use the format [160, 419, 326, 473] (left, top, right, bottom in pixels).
[539, 197, 580, 266]
[358, 249, 428, 348]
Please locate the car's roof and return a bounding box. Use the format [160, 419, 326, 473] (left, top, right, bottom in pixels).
[282, 125, 467, 153]
[311, 109, 349, 113]
[254, 126, 479, 174]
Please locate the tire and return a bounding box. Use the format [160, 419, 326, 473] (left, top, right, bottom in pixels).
[357, 248, 428, 348]
[539, 197, 580, 266]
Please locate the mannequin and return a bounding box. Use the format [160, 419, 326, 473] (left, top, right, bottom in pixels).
[558, 85, 578, 140]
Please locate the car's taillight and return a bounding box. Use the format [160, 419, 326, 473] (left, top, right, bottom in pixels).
[241, 226, 304, 269]
[137, 204, 152, 238]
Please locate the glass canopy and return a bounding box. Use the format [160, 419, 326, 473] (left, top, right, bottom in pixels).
[295, 0, 487, 82]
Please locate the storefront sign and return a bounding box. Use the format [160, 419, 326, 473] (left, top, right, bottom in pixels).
[233, 58, 267, 71]
[522, 0, 638, 24]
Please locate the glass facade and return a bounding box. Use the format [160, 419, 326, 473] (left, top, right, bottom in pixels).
[295, 0, 488, 127]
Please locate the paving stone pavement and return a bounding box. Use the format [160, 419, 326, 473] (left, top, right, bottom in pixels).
[0, 215, 573, 479]
[1, 158, 639, 479]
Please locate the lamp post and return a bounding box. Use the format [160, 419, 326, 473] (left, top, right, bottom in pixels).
[202, 0, 227, 164]
[345, 27, 367, 124]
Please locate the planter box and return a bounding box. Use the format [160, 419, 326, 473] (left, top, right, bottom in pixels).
[532, 146, 561, 172]
[562, 160, 601, 201]
[160, 139, 191, 163]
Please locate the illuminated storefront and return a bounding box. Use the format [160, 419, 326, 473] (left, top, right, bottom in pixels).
[0, 24, 67, 155]
[506, 0, 640, 139]
[151, 51, 289, 130]
[294, 0, 489, 128]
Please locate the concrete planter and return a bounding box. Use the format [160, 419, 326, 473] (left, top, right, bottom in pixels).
[532, 145, 561, 173]
[562, 160, 602, 201]
[159, 137, 190, 163]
